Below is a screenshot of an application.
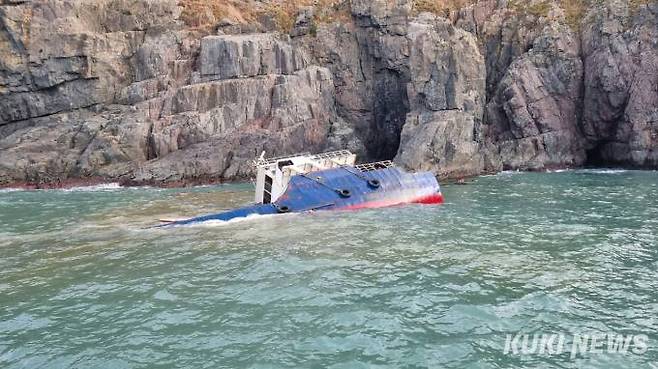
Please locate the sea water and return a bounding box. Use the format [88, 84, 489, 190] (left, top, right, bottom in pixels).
[1, 170, 656, 368]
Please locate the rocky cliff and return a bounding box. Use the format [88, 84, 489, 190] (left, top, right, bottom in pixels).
[0, 0, 656, 187]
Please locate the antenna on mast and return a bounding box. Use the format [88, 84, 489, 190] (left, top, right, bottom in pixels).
[253, 151, 267, 167]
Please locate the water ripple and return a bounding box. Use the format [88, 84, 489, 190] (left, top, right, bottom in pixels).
[0, 171, 657, 368]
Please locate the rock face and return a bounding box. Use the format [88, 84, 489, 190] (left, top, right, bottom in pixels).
[396, 14, 487, 178]
[308, 0, 414, 162]
[133, 65, 341, 182]
[0, 0, 657, 186]
[581, 0, 658, 167]
[0, 0, 356, 185]
[199, 34, 307, 80]
[484, 23, 586, 170]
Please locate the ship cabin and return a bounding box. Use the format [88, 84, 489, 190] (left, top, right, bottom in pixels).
[253, 150, 357, 204]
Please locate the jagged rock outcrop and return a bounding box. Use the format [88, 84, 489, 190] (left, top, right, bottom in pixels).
[0, 0, 358, 185]
[199, 34, 307, 80]
[456, 0, 657, 171]
[581, 0, 658, 167]
[483, 22, 586, 170]
[305, 0, 414, 161]
[0, 0, 180, 124]
[0, 0, 183, 183]
[395, 14, 487, 178]
[0, 0, 656, 187]
[131, 65, 343, 182]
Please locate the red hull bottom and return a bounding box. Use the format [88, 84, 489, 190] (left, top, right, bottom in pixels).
[412, 193, 445, 205]
[342, 192, 444, 210]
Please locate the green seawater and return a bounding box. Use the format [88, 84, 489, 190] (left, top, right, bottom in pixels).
[1, 170, 657, 368]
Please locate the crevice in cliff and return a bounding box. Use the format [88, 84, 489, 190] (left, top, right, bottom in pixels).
[365, 67, 410, 162]
[584, 141, 609, 167]
[145, 121, 157, 160]
[335, 22, 411, 163]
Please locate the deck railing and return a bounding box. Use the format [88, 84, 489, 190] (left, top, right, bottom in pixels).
[355, 161, 395, 172]
[255, 150, 353, 167]
[310, 150, 353, 160]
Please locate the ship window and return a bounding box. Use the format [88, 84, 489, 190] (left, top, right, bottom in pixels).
[278, 160, 294, 169]
[263, 175, 273, 204]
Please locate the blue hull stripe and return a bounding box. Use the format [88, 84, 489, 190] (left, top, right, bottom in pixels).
[157, 167, 441, 227]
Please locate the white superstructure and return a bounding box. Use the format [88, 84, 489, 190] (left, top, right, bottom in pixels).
[254, 150, 357, 204]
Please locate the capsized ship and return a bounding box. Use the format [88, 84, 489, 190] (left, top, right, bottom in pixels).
[157, 150, 443, 227]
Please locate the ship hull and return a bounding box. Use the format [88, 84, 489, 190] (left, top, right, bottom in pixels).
[157, 167, 442, 227]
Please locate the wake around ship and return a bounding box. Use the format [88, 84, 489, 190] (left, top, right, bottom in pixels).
[157, 150, 444, 227]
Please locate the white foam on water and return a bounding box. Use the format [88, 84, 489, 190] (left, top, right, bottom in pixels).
[186, 212, 297, 228]
[0, 188, 22, 193]
[576, 168, 628, 174]
[62, 183, 123, 192]
[1, 183, 128, 193]
[480, 171, 522, 178]
[487, 168, 632, 176]
[499, 170, 523, 175]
